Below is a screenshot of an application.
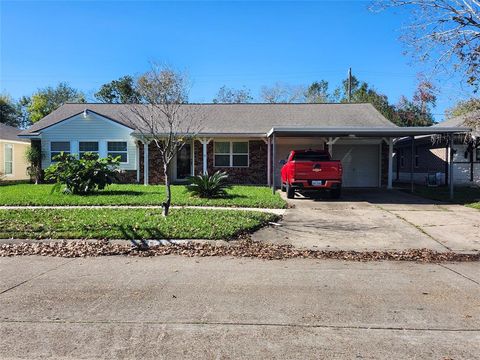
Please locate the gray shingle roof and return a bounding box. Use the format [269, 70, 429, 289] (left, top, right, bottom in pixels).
[435, 111, 480, 128]
[0, 123, 29, 142]
[20, 103, 397, 136]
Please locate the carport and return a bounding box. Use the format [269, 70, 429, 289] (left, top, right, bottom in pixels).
[266, 126, 470, 199]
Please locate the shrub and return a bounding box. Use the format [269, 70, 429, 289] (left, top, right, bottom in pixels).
[45, 152, 120, 195]
[25, 146, 43, 184]
[186, 171, 231, 198]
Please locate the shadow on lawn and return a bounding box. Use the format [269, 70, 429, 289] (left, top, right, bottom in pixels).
[117, 225, 174, 247]
[89, 190, 161, 197]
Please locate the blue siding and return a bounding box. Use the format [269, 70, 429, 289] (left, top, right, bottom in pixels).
[40, 112, 137, 170]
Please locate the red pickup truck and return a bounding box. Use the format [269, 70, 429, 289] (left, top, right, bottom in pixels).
[280, 150, 342, 199]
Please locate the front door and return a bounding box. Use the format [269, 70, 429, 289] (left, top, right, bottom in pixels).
[176, 143, 192, 180]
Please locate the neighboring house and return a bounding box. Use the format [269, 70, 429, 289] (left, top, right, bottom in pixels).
[18, 103, 467, 188]
[394, 112, 479, 186]
[0, 123, 31, 181]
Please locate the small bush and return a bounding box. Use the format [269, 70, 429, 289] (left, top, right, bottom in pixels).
[44, 152, 120, 195]
[25, 146, 43, 184]
[186, 171, 231, 198]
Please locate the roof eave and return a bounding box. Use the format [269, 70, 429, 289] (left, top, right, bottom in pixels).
[267, 126, 472, 137]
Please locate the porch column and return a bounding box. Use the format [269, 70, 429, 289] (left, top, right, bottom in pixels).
[449, 134, 454, 200]
[191, 139, 195, 176]
[143, 140, 150, 186]
[410, 136, 414, 193]
[272, 133, 276, 194]
[136, 142, 140, 183]
[202, 139, 208, 175]
[387, 138, 393, 189]
[267, 137, 271, 186]
[328, 137, 333, 155]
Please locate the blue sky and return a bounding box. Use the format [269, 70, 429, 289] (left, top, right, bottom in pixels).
[0, 0, 476, 121]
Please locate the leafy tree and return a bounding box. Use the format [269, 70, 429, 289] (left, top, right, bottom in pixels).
[445, 98, 480, 119]
[213, 86, 253, 103]
[371, 0, 480, 89]
[394, 96, 434, 126]
[0, 94, 21, 127]
[305, 81, 330, 103]
[260, 82, 307, 103]
[94, 75, 142, 103]
[26, 82, 85, 123]
[334, 75, 398, 124]
[45, 152, 119, 195]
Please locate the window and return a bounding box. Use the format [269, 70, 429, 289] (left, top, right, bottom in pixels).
[414, 147, 419, 168]
[214, 141, 249, 167]
[292, 151, 330, 161]
[50, 141, 70, 162]
[476, 147, 480, 161]
[4, 144, 13, 175]
[107, 141, 128, 163]
[79, 141, 99, 159]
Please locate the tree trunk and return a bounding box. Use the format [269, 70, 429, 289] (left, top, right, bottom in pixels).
[162, 162, 171, 217]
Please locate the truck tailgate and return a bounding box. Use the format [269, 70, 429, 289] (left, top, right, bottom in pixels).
[293, 161, 341, 180]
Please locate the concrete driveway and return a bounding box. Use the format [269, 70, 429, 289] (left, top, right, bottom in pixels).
[0, 256, 479, 359]
[253, 189, 480, 252]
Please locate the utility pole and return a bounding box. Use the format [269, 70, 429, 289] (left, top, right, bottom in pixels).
[348, 67, 352, 103]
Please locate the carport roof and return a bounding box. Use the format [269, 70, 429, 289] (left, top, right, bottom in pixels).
[267, 126, 471, 137]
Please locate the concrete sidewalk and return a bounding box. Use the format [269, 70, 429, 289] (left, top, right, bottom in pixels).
[0, 256, 479, 359]
[0, 204, 286, 215]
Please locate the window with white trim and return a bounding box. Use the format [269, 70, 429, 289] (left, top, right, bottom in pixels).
[214, 141, 249, 167]
[107, 141, 128, 163]
[79, 141, 99, 159]
[50, 141, 70, 162]
[4, 144, 13, 175]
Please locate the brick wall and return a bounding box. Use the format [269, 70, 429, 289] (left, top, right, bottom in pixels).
[194, 140, 268, 184]
[136, 139, 268, 185]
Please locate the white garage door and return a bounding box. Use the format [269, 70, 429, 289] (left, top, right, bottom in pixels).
[333, 144, 380, 187]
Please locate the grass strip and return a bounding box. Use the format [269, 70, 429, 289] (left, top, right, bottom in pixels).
[0, 208, 278, 240]
[0, 184, 287, 209]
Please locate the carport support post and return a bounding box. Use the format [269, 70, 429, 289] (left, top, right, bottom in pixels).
[387, 138, 393, 189]
[410, 136, 414, 193]
[449, 134, 454, 200]
[267, 137, 271, 186]
[272, 133, 276, 194]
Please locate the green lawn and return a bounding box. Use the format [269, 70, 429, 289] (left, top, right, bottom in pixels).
[0, 184, 286, 209]
[0, 208, 278, 240]
[405, 185, 480, 210]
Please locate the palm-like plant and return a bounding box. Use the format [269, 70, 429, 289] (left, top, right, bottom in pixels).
[186, 171, 231, 198]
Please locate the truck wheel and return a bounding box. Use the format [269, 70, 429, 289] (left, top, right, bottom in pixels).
[330, 188, 341, 199]
[286, 184, 295, 199]
[281, 183, 286, 192]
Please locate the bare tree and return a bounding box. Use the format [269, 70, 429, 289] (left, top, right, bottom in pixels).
[370, 0, 480, 88]
[122, 64, 203, 216]
[212, 85, 253, 103]
[259, 82, 307, 103]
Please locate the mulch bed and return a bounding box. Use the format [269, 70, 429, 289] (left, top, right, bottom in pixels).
[0, 240, 478, 262]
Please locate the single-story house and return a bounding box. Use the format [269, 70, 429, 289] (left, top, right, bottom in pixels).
[18, 103, 468, 189]
[0, 123, 31, 181]
[394, 112, 479, 186]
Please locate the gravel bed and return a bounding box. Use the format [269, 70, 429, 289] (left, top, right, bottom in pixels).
[0, 240, 478, 262]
